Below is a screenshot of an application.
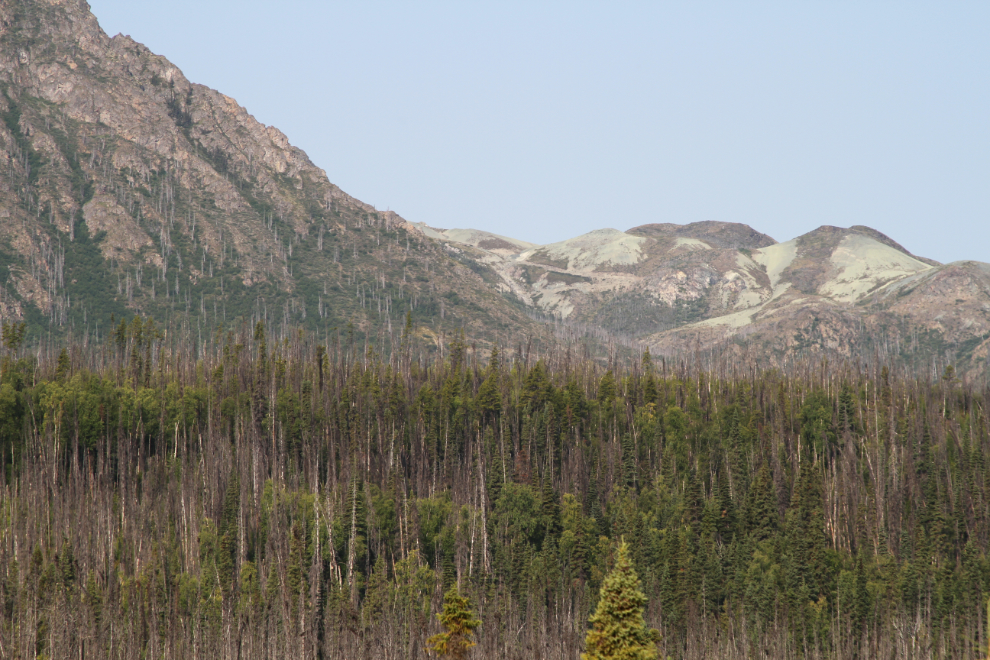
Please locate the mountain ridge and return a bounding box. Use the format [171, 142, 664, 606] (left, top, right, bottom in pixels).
[408, 220, 990, 377]
[0, 0, 542, 351]
[1, 0, 986, 376]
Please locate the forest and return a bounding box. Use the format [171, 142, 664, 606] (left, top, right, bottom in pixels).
[0, 317, 989, 659]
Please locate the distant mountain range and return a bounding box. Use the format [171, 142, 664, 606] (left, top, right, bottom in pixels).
[1, 0, 988, 376]
[410, 221, 990, 377]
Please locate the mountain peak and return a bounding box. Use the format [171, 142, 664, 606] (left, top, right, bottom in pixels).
[627, 221, 776, 249]
[797, 225, 940, 267]
[0, 0, 540, 344]
[847, 225, 940, 266]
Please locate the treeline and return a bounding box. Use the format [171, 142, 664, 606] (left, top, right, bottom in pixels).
[0, 318, 989, 659]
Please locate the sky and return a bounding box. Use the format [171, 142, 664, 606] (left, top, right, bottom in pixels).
[88, 1, 989, 264]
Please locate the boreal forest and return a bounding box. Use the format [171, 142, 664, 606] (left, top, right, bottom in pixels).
[0, 318, 989, 659]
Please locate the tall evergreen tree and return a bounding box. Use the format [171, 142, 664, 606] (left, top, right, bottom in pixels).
[426, 587, 481, 659]
[598, 370, 618, 403]
[746, 464, 778, 543]
[583, 540, 659, 660]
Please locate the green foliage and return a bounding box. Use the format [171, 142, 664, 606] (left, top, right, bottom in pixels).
[801, 390, 836, 458]
[60, 220, 130, 329]
[218, 471, 240, 594]
[476, 372, 501, 417]
[583, 540, 659, 660]
[426, 587, 481, 659]
[0, 90, 43, 187]
[0, 335, 988, 657]
[598, 370, 617, 403]
[746, 464, 778, 543]
[495, 481, 544, 549]
[1, 322, 26, 352]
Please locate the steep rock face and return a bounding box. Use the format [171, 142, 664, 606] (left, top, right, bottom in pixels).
[0, 0, 536, 345]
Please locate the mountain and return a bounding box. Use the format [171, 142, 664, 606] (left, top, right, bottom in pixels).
[0, 0, 538, 348]
[411, 221, 990, 377]
[2, 0, 987, 375]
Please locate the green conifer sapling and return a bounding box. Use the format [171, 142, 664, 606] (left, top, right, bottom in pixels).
[427, 586, 481, 659]
[583, 540, 660, 660]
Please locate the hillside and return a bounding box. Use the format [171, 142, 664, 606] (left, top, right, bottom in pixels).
[1, 0, 986, 376]
[415, 221, 990, 377]
[2, 4, 990, 660]
[647, 226, 990, 377]
[0, 0, 538, 349]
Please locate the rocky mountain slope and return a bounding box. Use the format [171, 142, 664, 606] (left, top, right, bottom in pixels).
[0, 0, 537, 348]
[411, 221, 990, 377]
[2, 0, 986, 375]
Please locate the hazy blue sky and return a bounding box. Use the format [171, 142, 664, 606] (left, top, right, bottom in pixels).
[88, 1, 988, 263]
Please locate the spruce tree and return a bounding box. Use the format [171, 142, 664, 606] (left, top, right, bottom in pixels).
[426, 587, 481, 659]
[218, 471, 240, 595]
[583, 540, 659, 660]
[598, 370, 618, 403]
[477, 372, 501, 418]
[621, 434, 637, 490]
[746, 464, 778, 543]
